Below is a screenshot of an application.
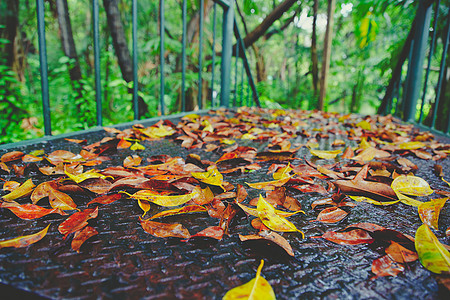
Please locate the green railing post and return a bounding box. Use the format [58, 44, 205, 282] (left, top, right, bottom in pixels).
[220, 0, 234, 107]
[402, 0, 432, 123]
[159, 0, 165, 115]
[132, 0, 139, 120]
[36, 0, 51, 136]
[93, 0, 102, 126]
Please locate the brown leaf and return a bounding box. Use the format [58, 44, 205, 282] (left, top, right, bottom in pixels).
[78, 178, 112, 194]
[71, 226, 98, 252]
[185, 226, 224, 241]
[239, 230, 294, 257]
[385, 241, 418, 263]
[321, 229, 375, 245]
[1, 151, 24, 162]
[140, 219, 190, 239]
[58, 207, 99, 237]
[87, 193, 122, 206]
[371, 255, 404, 278]
[312, 207, 348, 223]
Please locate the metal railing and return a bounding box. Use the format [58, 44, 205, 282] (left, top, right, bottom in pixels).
[34, 0, 260, 138]
[378, 0, 450, 135]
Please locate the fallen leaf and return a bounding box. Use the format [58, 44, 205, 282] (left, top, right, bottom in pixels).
[140, 219, 190, 239]
[123, 155, 142, 168]
[65, 169, 110, 184]
[48, 187, 77, 211]
[130, 141, 145, 151]
[0, 224, 50, 249]
[2, 181, 20, 192]
[223, 260, 275, 300]
[185, 226, 224, 241]
[415, 224, 450, 274]
[349, 195, 400, 206]
[192, 166, 226, 191]
[126, 190, 197, 207]
[386, 241, 418, 263]
[87, 194, 122, 206]
[246, 176, 292, 191]
[239, 231, 294, 257]
[71, 226, 98, 252]
[321, 229, 375, 245]
[138, 199, 151, 217]
[2, 203, 67, 220]
[372, 255, 405, 278]
[58, 207, 99, 237]
[149, 205, 207, 220]
[1, 179, 35, 201]
[312, 207, 348, 223]
[391, 175, 434, 197]
[1, 151, 24, 162]
[418, 198, 448, 230]
[309, 149, 342, 159]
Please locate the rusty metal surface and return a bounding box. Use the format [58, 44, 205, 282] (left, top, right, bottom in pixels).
[0, 110, 449, 299]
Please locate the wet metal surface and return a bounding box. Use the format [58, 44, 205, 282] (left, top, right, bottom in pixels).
[0, 109, 449, 299]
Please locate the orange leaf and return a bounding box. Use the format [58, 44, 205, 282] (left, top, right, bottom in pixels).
[2, 203, 67, 220]
[321, 229, 374, 245]
[71, 226, 98, 252]
[371, 255, 404, 278]
[140, 219, 190, 239]
[0, 224, 50, 249]
[312, 207, 348, 223]
[1, 179, 35, 202]
[58, 207, 99, 237]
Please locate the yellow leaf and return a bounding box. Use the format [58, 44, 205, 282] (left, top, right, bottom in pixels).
[246, 176, 292, 191]
[149, 205, 207, 220]
[356, 120, 371, 130]
[130, 141, 145, 151]
[358, 137, 372, 150]
[415, 224, 450, 274]
[391, 175, 433, 197]
[241, 133, 256, 140]
[273, 163, 293, 180]
[138, 199, 151, 217]
[141, 125, 175, 138]
[192, 166, 225, 191]
[127, 190, 197, 207]
[398, 141, 426, 150]
[418, 198, 448, 230]
[309, 149, 342, 159]
[223, 260, 275, 300]
[395, 191, 424, 207]
[349, 195, 400, 206]
[221, 139, 235, 145]
[1, 179, 35, 201]
[65, 169, 110, 184]
[236, 202, 304, 218]
[202, 120, 214, 133]
[443, 178, 450, 187]
[0, 224, 50, 249]
[257, 195, 304, 238]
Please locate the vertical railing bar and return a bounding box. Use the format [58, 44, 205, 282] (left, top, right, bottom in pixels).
[198, 0, 204, 110]
[246, 78, 250, 107]
[159, 0, 165, 115]
[234, 39, 239, 107]
[240, 59, 243, 106]
[181, 0, 187, 112]
[93, 0, 102, 126]
[220, 2, 234, 107]
[210, 3, 217, 107]
[419, 0, 440, 124]
[431, 8, 450, 129]
[36, 0, 51, 136]
[132, 0, 139, 120]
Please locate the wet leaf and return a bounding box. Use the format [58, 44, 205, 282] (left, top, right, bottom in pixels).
[192, 166, 225, 191]
[186, 226, 224, 241]
[372, 255, 405, 278]
[140, 219, 190, 239]
[192, 186, 214, 205]
[391, 175, 433, 197]
[418, 198, 448, 230]
[1, 179, 35, 201]
[349, 195, 400, 206]
[2, 181, 20, 192]
[236, 202, 304, 218]
[58, 207, 99, 237]
[321, 229, 375, 245]
[138, 199, 151, 217]
[0, 224, 50, 249]
[1, 151, 24, 162]
[126, 190, 197, 207]
[415, 224, 450, 274]
[386, 241, 418, 263]
[272, 163, 293, 180]
[246, 176, 292, 191]
[399, 141, 426, 150]
[312, 207, 348, 223]
[149, 205, 207, 220]
[130, 141, 145, 151]
[71, 226, 98, 252]
[123, 155, 142, 168]
[87, 193, 122, 206]
[2, 203, 67, 220]
[65, 169, 110, 184]
[223, 260, 275, 300]
[257, 195, 304, 237]
[30, 181, 51, 204]
[239, 231, 294, 257]
[309, 149, 342, 159]
[49, 187, 77, 211]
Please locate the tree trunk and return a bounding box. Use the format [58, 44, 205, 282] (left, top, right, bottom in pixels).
[103, 0, 148, 118]
[318, 0, 336, 111]
[311, 0, 319, 97]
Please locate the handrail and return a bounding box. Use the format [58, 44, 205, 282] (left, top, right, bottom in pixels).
[30, 0, 260, 140]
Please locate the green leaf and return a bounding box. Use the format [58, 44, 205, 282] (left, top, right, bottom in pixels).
[415, 224, 450, 274]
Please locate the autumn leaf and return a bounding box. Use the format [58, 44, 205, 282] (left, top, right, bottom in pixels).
[1, 179, 35, 201]
[71, 226, 98, 252]
[2, 203, 67, 220]
[391, 175, 433, 197]
[48, 186, 77, 211]
[272, 163, 293, 180]
[312, 207, 348, 223]
[149, 205, 207, 220]
[223, 260, 275, 300]
[236, 202, 304, 218]
[1, 151, 24, 162]
[257, 195, 304, 237]
[58, 207, 99, 237]
[125, 190, 197, 207]
[239, 231, 294, 257]
[65, 169, 111, 184]
[321, 229, 374, 245]
[123, 155, 142, 168]
[246, 176, 292, 191]
[371, 255, 405, 278]
[309, 149, 342, 159]
[0, 224, 50, 249]
[418, 198, 448, 230]
[138, 199, 151, 217]
[398, 141, 426, 150]
[185, 226, 224, 241]
[349, 195, 400, 206]
[130, 141, 145, 151]
[140, 218, 190, 239]
[415, 224, 450, 274]
[385, 241, 418, 263]
[87, 194, 122, 206]
[192, 166, 226, 191]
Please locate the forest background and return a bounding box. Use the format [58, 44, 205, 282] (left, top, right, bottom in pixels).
[0, 0, 449, 144]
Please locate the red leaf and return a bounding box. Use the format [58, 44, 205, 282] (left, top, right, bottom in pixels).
[58, 207, 99, 238]
[371, 255, 404, 278]
[2, 203, 67, 220]
[71, 226, 98, 252]
[87, 193, 122, 206]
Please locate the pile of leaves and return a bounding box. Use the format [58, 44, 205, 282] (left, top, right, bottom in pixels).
[1, 107, 450, 297]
